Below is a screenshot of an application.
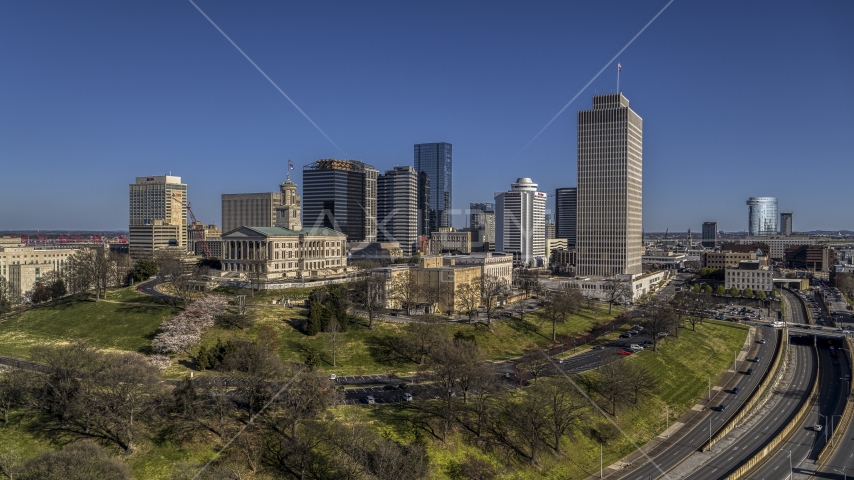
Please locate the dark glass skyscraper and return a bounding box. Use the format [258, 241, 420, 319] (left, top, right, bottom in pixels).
[554, 187, 577, 246]
[414, 142, 452, 235]
[302, 159, 377, 242]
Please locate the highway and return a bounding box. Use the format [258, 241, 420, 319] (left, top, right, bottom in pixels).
[612, 326, 779, 480]
[684, 336, 816, 480]
[748, 340, 847, 479]
[816, 342, 854, 479]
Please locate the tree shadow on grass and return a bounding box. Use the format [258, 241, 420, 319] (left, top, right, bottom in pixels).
[364, 331, 417, 369]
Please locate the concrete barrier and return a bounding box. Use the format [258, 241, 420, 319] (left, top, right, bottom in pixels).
[816, 334, 854, 463]
[723, 341, 820, 480]
[702, 329, 785, 452]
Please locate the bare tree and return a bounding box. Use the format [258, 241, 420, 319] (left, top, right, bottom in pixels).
[326, 315, 343, 367]
[0, 275, 12, 315]
[637, 299, 679, 351]
[0, 369, 29, 425]
[625, 362, 658, 404]
[517, 346, 551, 385]
[541, 286, 583, 342]
[530, 377, 588, 455]
[456, 280, 481, 323]
[482, 274, 510, 327]
[390, 270, 422, 315]
[109, 251, 133, 287]
[351, 273, 388, 328]
[399, 318, 446, 365]
[605, 279, 632, 314]
[594, 355, 633, 417]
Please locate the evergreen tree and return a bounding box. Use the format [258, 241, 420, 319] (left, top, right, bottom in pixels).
[307, 300, 322, 336]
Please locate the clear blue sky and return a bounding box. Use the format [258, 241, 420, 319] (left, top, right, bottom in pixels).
[1, 1, 852, 233]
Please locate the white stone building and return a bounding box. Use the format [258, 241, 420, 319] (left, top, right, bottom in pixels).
[495, 178, 547, 266]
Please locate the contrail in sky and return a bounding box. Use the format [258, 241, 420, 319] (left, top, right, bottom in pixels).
[516, 0, 676, 158]
[189, 0, 346, 157]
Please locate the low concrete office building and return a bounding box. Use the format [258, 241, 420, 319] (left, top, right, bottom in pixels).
[725, 260, 773, 294]
[0, 243, 77, 299]
[642, 251, 687, 270]
[129, 222, 182, 260]
[739, 235, 814, 261]
[450, 252, 513, 287]
[560, 270, 669, 301]
[704, 251, 758, 269]
[373, 257, 482, 314]
[349, 242, 404, 265]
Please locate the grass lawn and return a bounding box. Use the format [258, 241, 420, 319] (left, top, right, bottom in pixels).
[342, 319, 749, 479]
[0, 287, 179, 358]
[163, 300, 622, 378]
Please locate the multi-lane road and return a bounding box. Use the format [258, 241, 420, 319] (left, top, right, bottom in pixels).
[685, 336, 816, 479]
[613, 326, 779, 480]
[752, 340, 849, 479]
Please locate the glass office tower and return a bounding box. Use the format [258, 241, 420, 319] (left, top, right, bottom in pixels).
[414, 142, 452, 235]
[554, 187, 577, 246]
[746, 197, 778, 236]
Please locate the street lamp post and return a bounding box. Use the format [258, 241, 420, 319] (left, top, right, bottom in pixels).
[781, 449, 792, 480]
[834, 468, 847, 480]
[666, 405, 670, 436]
[819, 413, 829, 444]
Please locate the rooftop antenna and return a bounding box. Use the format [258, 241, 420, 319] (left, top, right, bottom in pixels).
[616, 63, 621, 94]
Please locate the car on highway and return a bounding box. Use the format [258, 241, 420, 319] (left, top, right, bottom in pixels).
[365, 396, 376, 404]
[845, 374, 851, 381]
[715, 404, 727, 412]
[759, 338, 767, 344]
[617, 350, 633, 355]
[501, 312, 512, 317]
[814, 424, 823, 432]
[833, 360, 840, 366]
[593, 345, 606, 350]
[329, 374, 337, 381]
[627, 330, 639, 335]
[745, 368, 753, 375]
[620, 333, 633, 338]
[753, 356, 761, 362]
[732, 387, 740, 394]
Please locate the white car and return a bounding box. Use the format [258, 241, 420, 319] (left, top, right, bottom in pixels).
[402, 393, 413, 402]
[814, 424, 823, 432]
[366, 396, 376, 404]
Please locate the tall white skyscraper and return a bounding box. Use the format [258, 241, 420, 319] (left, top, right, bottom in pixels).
[576, 93, 643, 277]
[495, 178, 547, 266]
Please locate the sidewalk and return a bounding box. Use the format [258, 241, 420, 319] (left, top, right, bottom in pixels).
[586, 325, 758, 480]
